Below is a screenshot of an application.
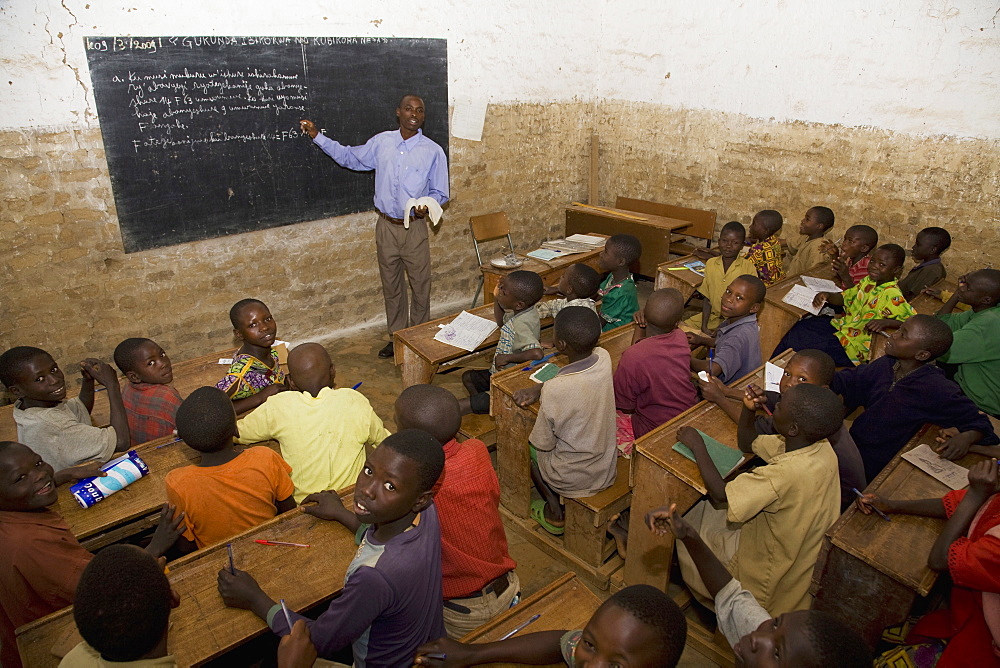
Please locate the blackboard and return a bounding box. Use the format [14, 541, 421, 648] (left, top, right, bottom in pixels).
[83, 36, 449, 253]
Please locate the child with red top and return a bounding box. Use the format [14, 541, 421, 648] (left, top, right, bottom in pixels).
[114, 338, 183, 445]
[858, 458, 1000, 667]
[822, 224, 878, 289]
[394, 384, 518, 638]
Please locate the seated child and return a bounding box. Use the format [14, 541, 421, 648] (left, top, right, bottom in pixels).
[684, 221, 757, 333]
[1, 346, 130, 472]
[898, 226, 950, 299]
[615, 289, 698, 450]
[934, 269, 1000, 418]
[595, 234, 642, 331]
[113, 337, 183, 446]
[164, 387, 296, 550]
[536, 263, 601, 319]
[236, 343, 390, 502]
[688, 275, 766, 383]
[857, 458, 1000, 667]
[773, 243, 914, 366]
[700, 349, 866, 510]
[822, 224, 878, 289]
[461, 270, 544, 414]
[62, 544, 179, 667]
[217, 298, 287, 414]
[414, 583, 687, 667]
[745, 209, 785, 285]
[394, 384, 518, 639]
[523, 307, 617, 535]
[0, 442, 182, 668]
[648, 504, 872, 667]
[784, 206, 836, 277]
[671, 384, 843, 615]
[217, 429, 446, 666]
[831, 314, 998, 481]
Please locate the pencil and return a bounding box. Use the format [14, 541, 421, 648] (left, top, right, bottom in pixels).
[499, 614, 541, 640]
[850, 487, 891, 521]
[227, 543, 235, 574]
[255, 540, 311, 548]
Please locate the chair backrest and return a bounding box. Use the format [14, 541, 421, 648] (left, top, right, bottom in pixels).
[615, 196, 717, 241]
[470, 212, 514, 266]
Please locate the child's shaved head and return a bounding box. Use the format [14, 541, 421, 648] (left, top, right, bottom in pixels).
[380, 429, 445, 493]
[877, 243, 906, 268]
[847, 225, 878, 249]
[286, 343, 334, 394]
[175, 387, 236, 452]
[790, 349, 836, 386]
[802, 610, 872, 667]
[908, 314, 954, 360]
[607, 234, 643, 266]
[720, 220, 747, 240]
[504, 270, 545, 306]
[753, 210, 783, 236]
[0, 346, 49, 388]
[781, 384, 843, 442]
[735, 274, 767, 305]
[599, 585, 686, 666]
[643, 289, 684, 331]
[228, 298, 267, 328]
[809, 206, 835, 231]
[395, 384, 462, 445]
[567, 263, 602, 299]
[555, 306, 602, 353]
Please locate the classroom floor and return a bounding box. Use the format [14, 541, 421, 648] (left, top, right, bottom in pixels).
[320, 281, 723, 666]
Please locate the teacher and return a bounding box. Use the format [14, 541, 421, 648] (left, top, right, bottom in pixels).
[301, 94, 449, 359]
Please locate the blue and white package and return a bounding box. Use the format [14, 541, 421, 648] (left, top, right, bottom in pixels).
[70, 450, 150, 509]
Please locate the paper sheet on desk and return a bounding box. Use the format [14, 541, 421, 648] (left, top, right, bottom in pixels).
[764, 362, 783, 393]
[901, 444, 970, 490]
[433, 311, 498, 351]
[801, 275, 842, 293]
[782, 284, 824, 316]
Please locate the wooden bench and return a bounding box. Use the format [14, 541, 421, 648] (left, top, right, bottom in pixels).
[615, 197, 717, 258]
[564, 457, 633, 569]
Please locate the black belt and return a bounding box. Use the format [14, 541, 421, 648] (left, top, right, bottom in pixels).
[447, 572, 512, 603]
[376, 209, 405, 225]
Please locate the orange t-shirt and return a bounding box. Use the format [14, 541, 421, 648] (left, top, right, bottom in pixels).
[164, 446, 294, 548]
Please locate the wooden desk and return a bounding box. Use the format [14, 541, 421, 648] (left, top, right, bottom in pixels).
[491, 325, 637, 520]
[810, 424, 982, 646]
[654, 255, 704, 302]
[57, 436, 279, 552]
[757, 264, 835, 360]
[479, 236, 607, 307]
[622, 351, 794, 589]
[17, 501, 356, 668]
[458, 572, 601, 667]
[565, 204, 692, 277]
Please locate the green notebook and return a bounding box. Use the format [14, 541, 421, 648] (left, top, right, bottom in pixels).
[672, 429, 745, 477]
[529, 362, 561, 383]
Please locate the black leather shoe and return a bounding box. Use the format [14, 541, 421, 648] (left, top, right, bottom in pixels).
[378, 342, 394, 359]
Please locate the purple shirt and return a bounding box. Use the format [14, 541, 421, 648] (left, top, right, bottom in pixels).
[714, 314, 761, 383]
[268, 504, 445, 668]
[313, 129, 449, 219]
[614, 328, 699, 438]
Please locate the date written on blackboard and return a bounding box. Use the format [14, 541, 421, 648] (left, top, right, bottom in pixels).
[86, 36, 389, 52]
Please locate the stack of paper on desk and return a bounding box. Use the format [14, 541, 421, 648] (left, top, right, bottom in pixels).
[433, 311, 499, 351]
[564, 234, 607, 247]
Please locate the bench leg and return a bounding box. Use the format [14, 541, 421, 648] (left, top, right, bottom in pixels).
[564, 503, 608, 569]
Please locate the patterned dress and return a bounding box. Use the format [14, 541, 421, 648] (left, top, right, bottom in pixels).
[745, 235, 785, 285]
[832, 277, 915, 362]
[216, 349, 286, 400]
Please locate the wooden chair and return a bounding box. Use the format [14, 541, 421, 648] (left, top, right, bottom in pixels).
[564, 457, 633, 569]
[616, 196, 717, 256]
[470, 212, 514, 307]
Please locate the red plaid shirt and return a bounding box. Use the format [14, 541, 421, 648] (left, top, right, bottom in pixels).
[433, 438, 516, 598]
[121, 382, 182, 445]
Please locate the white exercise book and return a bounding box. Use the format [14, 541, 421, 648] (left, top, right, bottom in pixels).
[433, 311, 499, 352]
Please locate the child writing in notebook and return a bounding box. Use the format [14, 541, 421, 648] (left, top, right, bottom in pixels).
[822, 224, 878, 289]
[164, 387, 296, 550]
[536, 263, 601, 319]
[688, 275, 766, 383]
[595, 234, 642, 331]
[784, 206, 836, 277]
[217, 299, 287, 413]
[113, 337, 183, 445]
[898, 226, 950, 299]
[685, 221, 757, 333]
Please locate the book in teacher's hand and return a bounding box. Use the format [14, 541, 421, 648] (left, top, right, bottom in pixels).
[672, 429, 745, 478]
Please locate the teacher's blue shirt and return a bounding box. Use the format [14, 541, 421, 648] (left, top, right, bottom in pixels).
[314, 129, 449, 220]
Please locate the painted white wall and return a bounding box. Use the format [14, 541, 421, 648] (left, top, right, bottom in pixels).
[1, 0, 997, 138]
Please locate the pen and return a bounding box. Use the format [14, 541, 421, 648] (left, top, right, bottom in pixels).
[424, 654, 447, 660]
[521, 352, 556, 371]
[708, 349, 714, 376]
[851, 487, 891, 522]
[499, 614, 541, 640]
[280, 598, 293, 629]
[876, 330, 891, 338]
[227, 543, 235, 574]
[255, 539, 311, 548]
[155, 437, 183, 449]
[351, 382, 363, 390]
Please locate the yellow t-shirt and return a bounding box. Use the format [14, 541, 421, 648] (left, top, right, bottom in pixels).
[684, 255, 758, 331]
[236, 387, 390, 502]
[784, 236, 829, 277]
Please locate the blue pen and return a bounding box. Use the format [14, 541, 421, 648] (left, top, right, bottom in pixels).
[155, 437, 183, 449]
[351, 382, 363, 390]
[521, 352, 556, 371]
[708, 349, 714, 376]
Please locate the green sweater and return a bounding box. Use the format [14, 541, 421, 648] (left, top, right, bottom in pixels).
[938, 305, 1000, 416]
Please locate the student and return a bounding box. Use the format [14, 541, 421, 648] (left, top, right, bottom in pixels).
[831, 314, 998, 481]
[216, 298, 287, 414]
[61, 545, 179, 667]
[0, 346, 130, 472]
[821, 224, 879, 289]
[536, 263, 601, 319]
[164, 387, 296, 550]
[414, 583, 688, 667]
[647, 504, 872, 667]
[0, 442, 182, 668]
[684, 221, 757, 333]
[235, 343, 390, 502]
[668, 384, 842, 615]
[217, 429, 446, 667]
[784, 206, 836, 277]
[857, 458, 1000, 668]
[595, 234, 642, 331]
[113, 337, 183, 446]
[516, 307, 616, 535]
[615, 289, 698, 450]
[688, 275, 766, 383]
[745, 209, 785, 285]
[394, 384, 518, 638]
[934, 269, 1000, 418]
[461, 270, 544, 414]
[773, 243, 914, 366]
[898, 226, 950, 299]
